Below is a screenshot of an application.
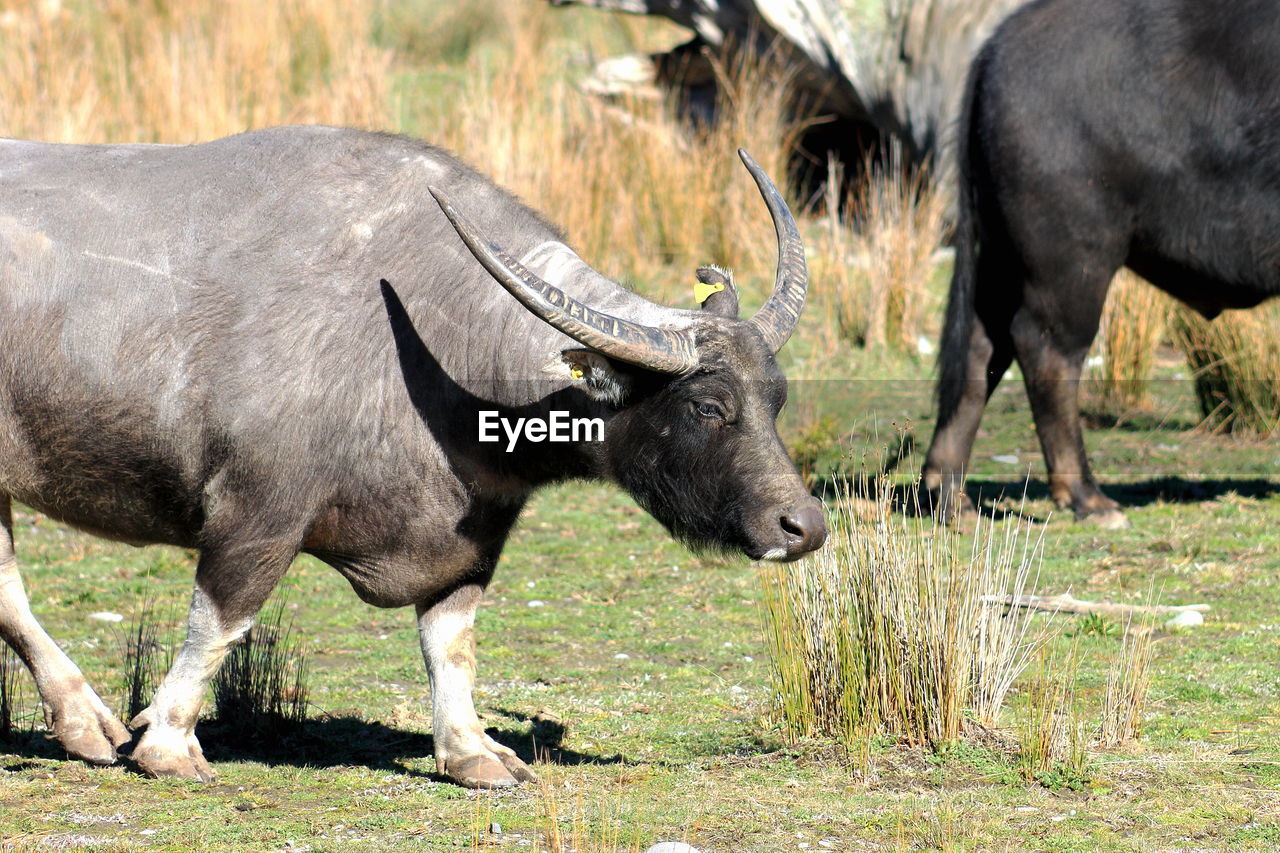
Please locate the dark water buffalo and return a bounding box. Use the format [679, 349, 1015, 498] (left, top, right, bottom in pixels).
[0, 126, 825, 788]
[922, 0, 1280, 527]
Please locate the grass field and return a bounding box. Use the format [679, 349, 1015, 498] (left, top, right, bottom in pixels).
[3, 374, 1280, 851]
[3, 1, 1280, 851]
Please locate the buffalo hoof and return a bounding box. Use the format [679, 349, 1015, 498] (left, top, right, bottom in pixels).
[129, 719, 216, 782]
[131, 742, 216, 782]
[1076, 506, 1131, 530]
[49, 683, 133, 766]
[442, 739, 538, 789]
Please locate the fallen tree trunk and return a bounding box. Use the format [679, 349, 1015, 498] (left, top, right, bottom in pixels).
[548, 0, 1021, 184]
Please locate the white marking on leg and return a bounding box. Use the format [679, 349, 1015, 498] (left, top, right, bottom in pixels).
[0, 551, 87, 701]
[133, 586, 252, 770]
[0, 517, 128, 759]
[417, 587, 489, 767]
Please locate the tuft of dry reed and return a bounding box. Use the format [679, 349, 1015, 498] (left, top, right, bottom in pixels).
[532, 773, 650, 853]
[761, 480, 1047, 752]
[1170, 302, 1280, 436]
[1015, 643, 1089, 782]
[0, 645, 28, 742]
[813, 148, 948, 353]
[1097, 621, 1155, 748]
[1092, 271, 1170, 413]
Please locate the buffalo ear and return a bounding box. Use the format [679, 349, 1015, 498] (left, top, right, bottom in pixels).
[547, 349, 632, 405]
[695, 265, 739, 318]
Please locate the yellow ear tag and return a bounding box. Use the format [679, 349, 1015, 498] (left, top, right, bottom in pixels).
[694, 281, 725, 304]
[569, 363, 586, 380]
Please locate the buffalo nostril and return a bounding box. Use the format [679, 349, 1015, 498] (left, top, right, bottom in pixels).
[780, 503, 827, 554]
[780, 514, 806, 540]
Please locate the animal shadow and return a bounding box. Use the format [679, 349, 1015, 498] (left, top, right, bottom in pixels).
[811, 472, 1280, 524]
[488, 708, 629, 769]
[193, 711, 627, 779]
[0, 728, 67, 766]
[2, 711, 631, 781]
[954, 476, 1280, 514]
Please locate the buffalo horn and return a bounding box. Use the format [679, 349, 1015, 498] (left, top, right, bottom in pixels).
[738, 149, 809, 353]
[429, 187, 699, 376]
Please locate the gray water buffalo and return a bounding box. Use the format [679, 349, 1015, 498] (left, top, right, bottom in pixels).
[0, 126, 825, 788]
[922, 0, 1280, 527]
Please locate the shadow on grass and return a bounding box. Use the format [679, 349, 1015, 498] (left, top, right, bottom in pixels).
[811, 474, 1280, 521]
[2, 713, 630, 780]
[490, 708, 629, 769]
[1078, 407, 1200, 433]
[964, 476, 1280, 510]
[0, 729, 67, 766]
[196, 715, 435, 775]
[193, 711, 628, 778]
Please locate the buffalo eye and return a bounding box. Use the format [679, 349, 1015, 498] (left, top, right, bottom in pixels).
[694, 399, 727, 421]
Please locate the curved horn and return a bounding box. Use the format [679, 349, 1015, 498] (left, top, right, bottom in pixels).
[739, 149, 809, 352]
[429, 187, 699, 375]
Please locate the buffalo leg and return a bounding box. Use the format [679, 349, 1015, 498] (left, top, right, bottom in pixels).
[921, 315, 1015, 518]
[130, 538, 296, 780]
[418, 582, 536, 789]
[0, 496, 131, 763]
[1011, 273, 1128, 527]
[922, 251, 1017, 519]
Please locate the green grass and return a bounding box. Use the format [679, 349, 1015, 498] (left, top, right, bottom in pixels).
[3, 372, 1280, 850]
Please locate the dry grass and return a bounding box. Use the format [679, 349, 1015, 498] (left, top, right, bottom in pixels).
[0, 0, 391, 144]
[429, 18, 803, 311]
[761, 482, 1047, 752]
[1170, 302, 1280, 436]
[1092, 271, 1171, 413]
[1091, 272, 1280, 436]
[1098, 621, 1156, 748]
[1015, 643, 1089, 783]
[0, 0, 913, 356]
[812, 150, 948, 353]
[0, 0, 813, 319]
[529, 776, 654, 853]
[0, 645, 27, 742]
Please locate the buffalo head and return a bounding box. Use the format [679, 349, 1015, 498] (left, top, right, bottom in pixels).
[430, 150, 826, 562]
